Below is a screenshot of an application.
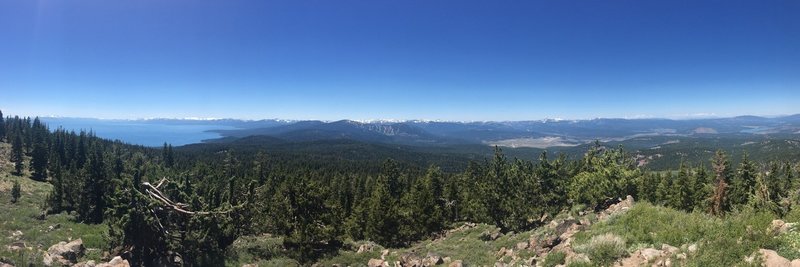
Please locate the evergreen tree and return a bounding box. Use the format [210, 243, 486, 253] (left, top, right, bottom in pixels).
[636, 172, 659, 203]
[11, 180, 21, 203]
[749, 172, 779, 214]
[47, 159, 65, 212]
[382, 159, 403, 199]
[537, 151, 566, 214]
[709, 150, 731, 216]
[569, 146, 640, 208]
[691, 165, 711, 211]
[729, 153, 757, 208]
[0, 109, 5, 141]
[405, 166, 446, 239]
[655, 173, 672, 205]
[162, 143, 174, 168]
[670, 161, 693, 211]
[31, 117, 50, 181]
[279, 178, 340, 262]
[12, 134, 24, 176]
[78, 149, 109, 223]
[366, 171, 401, 247]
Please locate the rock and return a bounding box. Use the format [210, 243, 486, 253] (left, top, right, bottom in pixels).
[491, 232, 502, 240]
[43, 239, 85, 266]
[554, 220, 579, 236]
[758, 249, 791, 267]
[8, 241, 26, 251]
[448, 260, 463, 267]
[368, 258, 386, 267]
[381, 249, 389, 259]
[242, 264, 258, 267]
[357, 242, 376, 253]
[640, 248, 663, 261]
[676, 253, 687, 260]
[687, 243, 698, 254]
[422, 253, 443, 266]
[95, 256, 129, 267]
[617, 247, 666, 267]
[771, 219, 796, 234]
[661, 244, 679, 256]
[11, 230, 23, 238]
[541, 235, 561, 249]
[792, 259, 800, 267]
[74, 260, 97, 267]
[496, 247, 507, 257]
[516, 241, 529, 250]
[481, 230, 502, 241]
[598, 195, 635, 220]
[443, 256, 451, 263]
[399, 253, 423, 267]
[47, 224, 61, 232]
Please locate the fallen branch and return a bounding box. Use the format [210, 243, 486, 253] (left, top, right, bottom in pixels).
[142, 179, 234, 215]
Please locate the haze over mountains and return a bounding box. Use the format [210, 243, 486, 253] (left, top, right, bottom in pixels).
[41, 114, 800, 148]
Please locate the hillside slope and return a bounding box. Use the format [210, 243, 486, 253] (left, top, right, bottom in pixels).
[229, 196, 800, 267]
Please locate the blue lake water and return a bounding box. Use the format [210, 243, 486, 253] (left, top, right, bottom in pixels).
[41, 118, 237, 147]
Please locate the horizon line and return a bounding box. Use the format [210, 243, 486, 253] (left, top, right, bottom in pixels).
[10, 112, 798, 123]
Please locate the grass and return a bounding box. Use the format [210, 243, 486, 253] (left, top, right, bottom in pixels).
[224, 234, 300, 267]
[0, 161, 107, 265]
[573, 233, 627, 266]
[542, 251, 566, 267]
[316, 223, 542, 266]
[573, 202, 782, 266]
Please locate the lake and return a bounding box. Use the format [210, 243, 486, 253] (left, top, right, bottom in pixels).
[41, 118, 238, 147]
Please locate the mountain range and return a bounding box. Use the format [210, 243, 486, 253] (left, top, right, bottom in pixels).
[207, 114, 800, 148]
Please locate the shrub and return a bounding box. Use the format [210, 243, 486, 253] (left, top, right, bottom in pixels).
[542, 251, 566, 267]
[11, 180, 21, 203]
[567, 260, 594, 267]
[574, 233, 627, 266]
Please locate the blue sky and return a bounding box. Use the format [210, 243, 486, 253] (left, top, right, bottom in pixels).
[0, 0, 798, 121]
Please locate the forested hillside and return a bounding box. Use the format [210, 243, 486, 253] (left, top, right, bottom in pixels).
[2, 109, 800, 266]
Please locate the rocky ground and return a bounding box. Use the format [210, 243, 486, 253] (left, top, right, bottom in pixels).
[345, 195, 800, 267]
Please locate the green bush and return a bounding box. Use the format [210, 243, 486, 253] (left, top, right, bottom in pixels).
[574, 233, 627, 266]
[575, 203, 782, 266]
[567, 260, 594, 267]
[542, 251, 566, 267]
[11, 180, 20, 203]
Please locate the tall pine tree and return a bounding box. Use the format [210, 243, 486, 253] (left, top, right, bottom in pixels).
[709, 150, 731, 216]
[0, 109, 5, 141]
[12, 134, 24, 175]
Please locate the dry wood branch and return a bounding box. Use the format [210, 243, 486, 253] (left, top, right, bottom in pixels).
[142, 179, 234, 215]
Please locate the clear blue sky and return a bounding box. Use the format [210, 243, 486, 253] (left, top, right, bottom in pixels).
[0, 0, 798, 121]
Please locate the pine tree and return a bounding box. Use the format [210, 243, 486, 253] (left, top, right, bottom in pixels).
[691, 165, 711, 211]
[729, 153, 757, 208]
[404, 166, 446, 239]
[382, 159, 402, 199]
[749, 172, 779, 214]
[11, 180, 21, 203]
[12, 134, 24, 176]
[569, 146, 639, 209]
[671, 161, 693, 211]
[0, 109, 5, 141]
[31, 117, 50, 181]
[47, 158, 65, 212]
[655, 172, 673, 205]
[78, 149, 108, 223]
[366, 172, 401, 247]
[709, 150, 731, 216]
[162, 143, 174, 168]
